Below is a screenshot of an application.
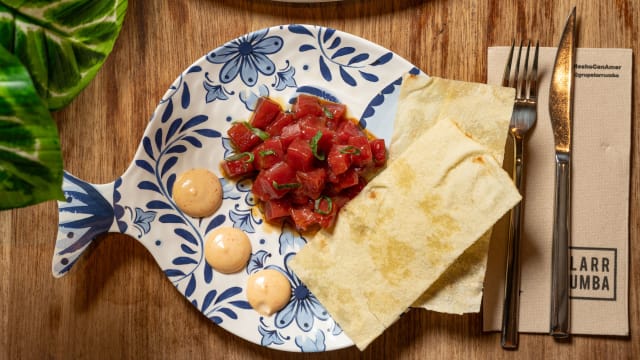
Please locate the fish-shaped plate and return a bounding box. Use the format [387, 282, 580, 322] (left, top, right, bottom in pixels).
[54, 24, 420, 352]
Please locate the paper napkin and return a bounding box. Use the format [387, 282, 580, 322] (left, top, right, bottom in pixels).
[483, 47, 632, 336]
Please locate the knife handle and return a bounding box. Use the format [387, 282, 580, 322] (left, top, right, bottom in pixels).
[501, 136, 525, 349]
[550, 152, 571, 338]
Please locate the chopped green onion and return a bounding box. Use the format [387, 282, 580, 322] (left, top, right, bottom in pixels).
[242, 121, 270, 140]
[259, 149, 276, 157]
[339, 145, 361, 155]
[322, 107, 334, 119]
[225, 152, 254, 163]
[314, 196, 333, 215]
[272, 181, 301, 190]
[310, 130, 325, 160]
[250, 126, 270, 141]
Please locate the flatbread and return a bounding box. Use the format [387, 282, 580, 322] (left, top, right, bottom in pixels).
[392, 74, 515, 313]
[289, 120, 521, 350]
[390, 74, 515, 162]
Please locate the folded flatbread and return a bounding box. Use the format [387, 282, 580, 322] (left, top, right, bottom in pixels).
[392, 74, 515, 313]
[390, 74, 515, 162]
[289, 119, 521, 350]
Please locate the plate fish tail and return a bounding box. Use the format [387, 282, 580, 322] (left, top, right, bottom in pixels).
[53, 171, 119, 278]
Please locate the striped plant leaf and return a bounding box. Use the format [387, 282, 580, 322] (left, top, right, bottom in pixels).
[0, 0, 127, 109]
[0, 0, 127, 209]
[0, 45, 63, 209]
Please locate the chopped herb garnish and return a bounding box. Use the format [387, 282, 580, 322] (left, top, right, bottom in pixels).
[259, 149, 276, 157]
[314, 196, 333, 215]
[322, 107, 334, 119]
[241, 121, 270, 140]
[339, 145, 361, 155]
[250, 127, 270, 141]
[225, 152, 254, 163]
[272, 181, 301, 190]
[310, 130, 325, 160]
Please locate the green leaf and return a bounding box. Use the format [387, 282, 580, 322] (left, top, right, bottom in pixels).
[0, 0, 127, 209]
[0, 0, 128, 109]
[0, 44, 63, 209]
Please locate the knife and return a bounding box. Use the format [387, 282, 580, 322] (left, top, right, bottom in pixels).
[549, 6, 576, 339]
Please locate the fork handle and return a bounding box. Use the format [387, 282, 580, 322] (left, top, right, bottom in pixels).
[501, 135, 525, 349]
[550, 153, 571, 338]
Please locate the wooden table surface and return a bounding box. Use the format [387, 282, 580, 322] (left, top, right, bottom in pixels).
[2, 0, 638, 359]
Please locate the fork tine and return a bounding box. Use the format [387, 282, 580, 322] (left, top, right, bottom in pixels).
[502, 39, 515, 88]
[520, 41, 531, 99]
[511, 40, 522, 94]
[528, 40, 540, 100]
[513, 40, 523, 95]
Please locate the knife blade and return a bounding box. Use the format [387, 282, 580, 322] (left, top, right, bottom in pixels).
[549, 6, 576, 339]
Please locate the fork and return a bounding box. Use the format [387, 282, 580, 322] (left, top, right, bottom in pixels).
[500, 39, 539, 350]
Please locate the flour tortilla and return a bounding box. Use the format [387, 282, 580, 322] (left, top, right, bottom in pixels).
[289, 120, 521, 350]
[392, 74, 515, 313]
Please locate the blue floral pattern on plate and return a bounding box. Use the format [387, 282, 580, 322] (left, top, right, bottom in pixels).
[53, 24, 421, 352]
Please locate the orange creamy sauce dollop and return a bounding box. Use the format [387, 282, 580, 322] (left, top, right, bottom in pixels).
[204, 227, 252, 274]
[172, 168, 222, 218]
[246, 269, 291, 316]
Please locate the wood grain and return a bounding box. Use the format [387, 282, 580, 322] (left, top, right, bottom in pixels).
[1, 0, 637, 358]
